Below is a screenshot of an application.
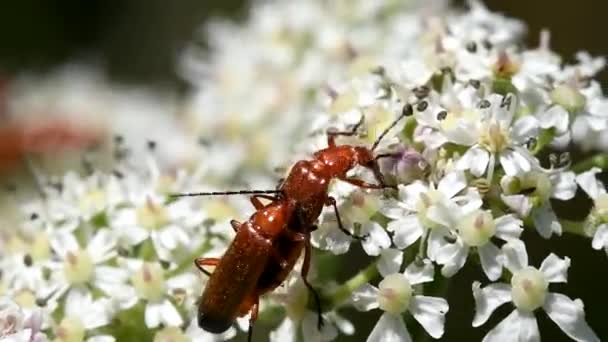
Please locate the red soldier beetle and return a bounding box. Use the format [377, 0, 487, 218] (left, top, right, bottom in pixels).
[172, 102, 414, 341]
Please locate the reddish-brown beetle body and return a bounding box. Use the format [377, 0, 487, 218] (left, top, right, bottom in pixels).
[179, 106, 412, 341]
[197, 199, 297, 333]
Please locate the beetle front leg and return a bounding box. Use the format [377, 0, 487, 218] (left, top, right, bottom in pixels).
[325, 196, 368, 240]
[326, 115, 365, 147]
[194, 257, 220, 277]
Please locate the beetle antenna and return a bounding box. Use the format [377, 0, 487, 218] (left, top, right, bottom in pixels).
[371, 103, 413, 151]
[169, 190, 283, 198]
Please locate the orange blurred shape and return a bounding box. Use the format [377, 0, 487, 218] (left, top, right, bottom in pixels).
[0, 119, 103, 172]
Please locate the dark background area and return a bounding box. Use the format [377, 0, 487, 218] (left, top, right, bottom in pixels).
[0, 1, 606, 341]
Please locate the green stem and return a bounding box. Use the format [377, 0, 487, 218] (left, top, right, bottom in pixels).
[531, 128, 555, 155]
[572, 153, 608, 173]
[325, 260, 379, 310]
[560, 219, 588, 237]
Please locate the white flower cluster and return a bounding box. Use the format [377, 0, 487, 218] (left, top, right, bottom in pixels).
[1, 0, 606, 342]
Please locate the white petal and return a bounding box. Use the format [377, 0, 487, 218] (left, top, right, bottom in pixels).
[311, 221, 352, 255]
[80, 299, 111, 329]
[87, 336, 115, 342]
[51, 231, 80, 257]
[502, 239, 529, 272]
[361, 222, 391, 256]
[426, 228, 450, 261]
[551, 171, 577, 201]
[438, 171, 467, 199]
[427, 202, 459, 228]
[87, 229, 117, 263]
[457, 147, 490, 177]
[387, 217, 424, 250]
[539, 106, 569, 134]
[351, 284, 380, 312]
[500, 149, 530, 175]
[532, 205, 562, 238]
[479, 243, 504, 281]
[144, 302, 162, 328]
[404, 259, 434, 285]
[160, 299, 183, 327]
[270, 317, 297, 342]
[398, 182, 428, 211]
[575, 168, 606, 199]
[379, 200, 409, 220]
[543, 293, 600, 342]
[435, 241, 468, 278]
[482, 310, 540, 342]
[592, 224, 608, 250]
[117, 225, 148, 246]
[409, 296, 449, 339]
[367, 313, 411, 342]
[539, 254, 570, 283]
[94, 266, 130, 284]
[472, 281, 512, 327]
[494, 215, 524, 241]
[378, 249, 403, 277]
[512, 116, 540, 143]
[303, 310, 337, 341]
[501, 194, 533, 218]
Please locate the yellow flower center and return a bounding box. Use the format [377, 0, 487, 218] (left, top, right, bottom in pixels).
[30, 233, 51, 261]
[131, 263, 166, 302]
[458, 210, 496, 247]
[136, 199, 169, 231]
[54, 317, 85, 342]
[344, 191, 381, 224]
[595, 193, 608, 223]
[378, 273, 413, 315]
[511, 266, 548, 312]
[415, 190, 445, 229]
[14, 289, 36, 308]
[63, 249, 94, 285]
[550, 84, 586, 113]
[479, 121, 510, 153]
[80, 189, 106, 215]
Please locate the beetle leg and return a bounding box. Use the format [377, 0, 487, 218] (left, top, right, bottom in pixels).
[275, 177, 285, 190]
[250, 194, 280, 209]
[325, 196, 368, 240]
[338, 176, 385, 189]
[248, 298, 259, 342]
[283, 229, 307, 242]
[302, 236, 324, 330]
[194, 257, 220, 277]
[327, 115, 365, 147]
[230, 219, 241, 232]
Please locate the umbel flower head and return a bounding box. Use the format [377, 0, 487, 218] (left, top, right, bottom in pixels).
[0, 0, 606, 341]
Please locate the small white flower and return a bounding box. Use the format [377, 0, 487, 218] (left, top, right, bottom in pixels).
[0, 296, 47, 342]
[501, 169, 576, 238]
[54, 289, 114, 342]
[576, 167, 608, 254]
[454, 93, 539, 180]
[435, 211, 523, 280]
[352, 259, 448, 341]
[48, 229, 136, 309]
[472, 240, 599, 342]
[270, 274, 349, 342]
[122, 260, 184, 328]
[380, 171, 482, 260]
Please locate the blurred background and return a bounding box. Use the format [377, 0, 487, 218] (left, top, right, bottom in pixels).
[0, 0, 606, 88]
[0, 0, 606, 341]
